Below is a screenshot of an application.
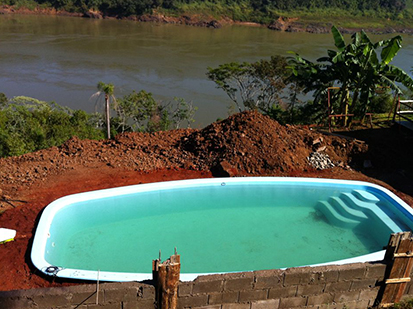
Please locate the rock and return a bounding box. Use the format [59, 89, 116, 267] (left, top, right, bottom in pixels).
[211, 160, 238, 177]
[83, 10, 103, 19]
[307, 152, 335, 170]
[207, 20, 222, 29]
[316, 145, 327, 153]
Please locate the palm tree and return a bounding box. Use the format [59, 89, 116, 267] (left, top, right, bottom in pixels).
[91, 82, 116, 139]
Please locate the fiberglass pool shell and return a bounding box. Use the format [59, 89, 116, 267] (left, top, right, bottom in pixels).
[31, 177, 413, 282]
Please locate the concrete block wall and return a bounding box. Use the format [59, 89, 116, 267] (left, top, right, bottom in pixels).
[0, 282, 155, 309]
[2, 262, 413, 308]
[177, 263, 388, 309]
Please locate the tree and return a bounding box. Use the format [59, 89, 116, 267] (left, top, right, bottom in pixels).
[114, 90, 197, 132]
[207, 56, 293, 115]
[91, 82, 116, 138]
[289, 26, 413, 124]
[0, 97, 103, 157]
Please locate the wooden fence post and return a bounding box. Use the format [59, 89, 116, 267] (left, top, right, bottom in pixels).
[377, 232, 413, 308]
[152, 250, 181, 309]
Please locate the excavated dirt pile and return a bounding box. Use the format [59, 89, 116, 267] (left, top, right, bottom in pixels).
[181, 111, 367, 175]
[0, 111, 367, 194]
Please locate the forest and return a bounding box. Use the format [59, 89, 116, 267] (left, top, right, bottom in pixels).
[0, 0, 410, 23]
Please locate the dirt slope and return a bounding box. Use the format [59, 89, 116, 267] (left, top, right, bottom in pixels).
[0, 111, 411, 291]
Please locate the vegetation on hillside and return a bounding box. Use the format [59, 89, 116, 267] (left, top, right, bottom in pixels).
[1, 0, 412, 26]
[0, 91, 196, 158]
[207, 27, 412, 125]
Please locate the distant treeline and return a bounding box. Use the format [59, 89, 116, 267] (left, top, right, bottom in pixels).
[1, 0, 409, 21]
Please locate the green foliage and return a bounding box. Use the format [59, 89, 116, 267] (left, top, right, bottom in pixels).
[207, 56, 294, 114]
[392, 298, 413, 309]
[0, 97, 104, 158]
[288, 26, 413, 125]
[1, 0, 409, 22]
[113, 90, 197, 132]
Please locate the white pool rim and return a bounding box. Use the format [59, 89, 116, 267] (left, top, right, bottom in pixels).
[31, 177, 413, 282]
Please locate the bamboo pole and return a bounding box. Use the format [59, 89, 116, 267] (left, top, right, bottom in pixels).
[378, 232, 413, 307]
[153, 249, 181, 309]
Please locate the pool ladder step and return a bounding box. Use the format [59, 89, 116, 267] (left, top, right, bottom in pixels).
[316, 201, 361, 228]
[316, 190, 374, 228]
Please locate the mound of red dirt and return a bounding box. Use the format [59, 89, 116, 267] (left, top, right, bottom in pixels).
[0, 111, 411, 292]
[180, 111, 367, 175]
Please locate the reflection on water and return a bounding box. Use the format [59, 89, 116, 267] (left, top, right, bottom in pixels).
[1, 15, 412, 126]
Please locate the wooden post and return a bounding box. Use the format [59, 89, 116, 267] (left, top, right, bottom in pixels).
[378, 232, 413, 308]
[152, 250, 181, 309]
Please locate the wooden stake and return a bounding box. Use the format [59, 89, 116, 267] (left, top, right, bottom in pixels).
[96, 269, 100, 305]
[378, 232, 413, 307]
[153, 251, 181, 309]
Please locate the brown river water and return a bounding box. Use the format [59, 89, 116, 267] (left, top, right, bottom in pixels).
[0, 15, 412, 126]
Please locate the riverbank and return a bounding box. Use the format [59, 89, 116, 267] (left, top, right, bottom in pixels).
[1, 4, 413, 34]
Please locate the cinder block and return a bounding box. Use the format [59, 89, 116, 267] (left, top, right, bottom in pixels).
[254, 269, 284, 278]
[268, 286, 297, 299]
[224, 278, 254, 291]
[123, 300, 155, 309]
[283, 267, 317, 285]
[104, 286, 140, 303]
[316, 270, 339, 283]
[196, 306, 221, 309]
[306, 293, 334, 306]
[337, 264, 366, 280]
[254, 276, 283, 289]
[193, 280, 223, 294]
[296, 284, 324, 296]
[179, 282, 193, 297]
[208, 291, 239, 305]
[32, 291, 77, 307]
[349, 278, 377, 291]
[334, 300, 369, 309]
[278, 296, 307, 308]
[251, 299, 280, 309]
[239, 289, 267, 302]
[208, 293, 223, 305]
[139, 285, 156, 300]
[365, 263, 386, 280]
[324, 281, 351, 293]
[358, 288, 379, 301]
[70, 291, 103, 306]
[222, 292, 239, 303]
[0, 296, 36, 309]
[333, 290, 360, 303]
[178, 295, 209, 309]
[196, 274, 225, 282]
[222, 303, 250, 309]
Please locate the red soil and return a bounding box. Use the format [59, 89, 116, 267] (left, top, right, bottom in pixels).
[0, 111, 412, 291]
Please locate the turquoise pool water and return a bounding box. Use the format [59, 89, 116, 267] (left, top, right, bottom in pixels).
[32, 178, 413, 281]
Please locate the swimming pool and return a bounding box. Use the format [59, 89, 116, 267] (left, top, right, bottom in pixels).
[31, 177, 413, 282]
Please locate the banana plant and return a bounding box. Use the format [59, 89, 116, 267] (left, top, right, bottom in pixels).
[289, 26, 413, 124]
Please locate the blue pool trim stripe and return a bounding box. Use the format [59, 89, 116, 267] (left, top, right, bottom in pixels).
[31, 177, 413, 282]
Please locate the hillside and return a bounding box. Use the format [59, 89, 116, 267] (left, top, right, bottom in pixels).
[1, 0, 412, 31]
[0, 111, 412, 291]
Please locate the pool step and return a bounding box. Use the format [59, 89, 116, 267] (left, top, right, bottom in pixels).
[329, 196, 368, 221]
[317, 190, 403, 237]
[316, 201, 360, 228]
[340, 191, 402, 233]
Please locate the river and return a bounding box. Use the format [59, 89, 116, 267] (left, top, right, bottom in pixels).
[1, 15, 412, 126]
